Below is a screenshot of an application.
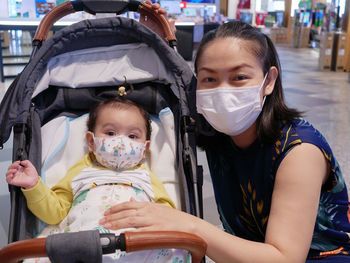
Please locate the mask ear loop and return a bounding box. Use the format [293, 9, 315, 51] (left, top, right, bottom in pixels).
[91, 132, 96, 143]
[260, 72, 269, 107]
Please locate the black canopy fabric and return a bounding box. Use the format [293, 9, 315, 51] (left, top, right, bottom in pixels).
[0, 16, 194, 148]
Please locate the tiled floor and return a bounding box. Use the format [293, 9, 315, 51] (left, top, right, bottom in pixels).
[0, 44, 349, 255]
[280, 47, 350, 186]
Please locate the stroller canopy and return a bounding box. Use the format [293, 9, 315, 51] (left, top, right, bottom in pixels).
[0, 16, 194, 147]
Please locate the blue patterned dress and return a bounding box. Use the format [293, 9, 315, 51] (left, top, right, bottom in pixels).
[202, 119, 350, 260]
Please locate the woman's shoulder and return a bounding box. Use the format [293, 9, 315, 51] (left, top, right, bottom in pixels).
[272, 118, 335, 173]
[278, 118, 332, 154]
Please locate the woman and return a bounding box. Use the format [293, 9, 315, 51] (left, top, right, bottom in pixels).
[99, 12, 350, 262]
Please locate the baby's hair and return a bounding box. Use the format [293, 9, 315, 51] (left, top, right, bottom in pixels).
[87, 98, 152, 140]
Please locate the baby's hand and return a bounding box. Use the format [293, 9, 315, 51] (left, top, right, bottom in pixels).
[6, 160, 39, 189]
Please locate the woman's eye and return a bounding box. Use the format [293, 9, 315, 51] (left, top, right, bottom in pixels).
[234, 75, 247, 81]
[203, 77, 216, 83]
[106, 131, 116, 136]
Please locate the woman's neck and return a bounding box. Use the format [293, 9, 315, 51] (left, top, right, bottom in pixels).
[230, 122, 258, 150]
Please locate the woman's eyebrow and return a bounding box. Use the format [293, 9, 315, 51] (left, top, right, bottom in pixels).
[227, 63, 255, 72]
[198, 63, 255, 73]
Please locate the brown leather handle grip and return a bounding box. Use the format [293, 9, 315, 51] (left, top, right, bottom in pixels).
[124, 231, 207, 263]
[0, 231, 207, 263]
[33, 1, 75, 42]
[137, 1, 176, 45]
[0, 238, 47, 263]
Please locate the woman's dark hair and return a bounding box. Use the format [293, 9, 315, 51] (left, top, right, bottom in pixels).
[195, 21, 302, 144]
[87, 98, 152, 140]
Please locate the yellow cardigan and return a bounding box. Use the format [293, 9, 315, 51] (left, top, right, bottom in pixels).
[22, 153, 175, 224]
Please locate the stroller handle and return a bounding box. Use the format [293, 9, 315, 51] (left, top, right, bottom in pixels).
[33, 0, 177, 47]
[124, 231, 207, 263]
[0, 231, 207, 263]
[0, 237, 47, 263]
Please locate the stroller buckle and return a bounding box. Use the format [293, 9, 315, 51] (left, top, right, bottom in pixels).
[16, 148, 25, 161]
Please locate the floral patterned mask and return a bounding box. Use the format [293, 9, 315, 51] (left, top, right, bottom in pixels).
[93, 135, 146, 170]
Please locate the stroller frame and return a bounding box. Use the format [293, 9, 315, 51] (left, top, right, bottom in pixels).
[0, 1, 206, 262]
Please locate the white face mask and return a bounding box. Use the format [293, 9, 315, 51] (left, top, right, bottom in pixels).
[196, 75, 268, 136]
[93, 135, 146, 170]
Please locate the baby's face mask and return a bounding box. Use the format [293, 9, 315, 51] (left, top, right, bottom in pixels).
[92, 134, 147, 170]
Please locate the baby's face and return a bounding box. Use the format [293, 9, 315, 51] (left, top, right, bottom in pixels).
[93, 105, 147, 143]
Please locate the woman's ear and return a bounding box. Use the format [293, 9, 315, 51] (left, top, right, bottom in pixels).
[86, 131, 95, 152]
[264, 66, 278, 96]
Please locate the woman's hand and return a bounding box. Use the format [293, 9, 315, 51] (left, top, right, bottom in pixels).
[6, 160, 39, 189]
[99, 200, 197, 233]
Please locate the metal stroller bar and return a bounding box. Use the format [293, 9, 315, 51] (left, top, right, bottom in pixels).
[182, 115, 204, 218]
[0, 230, 207, 263]
[31, 0, 177, 55]
[8, 123, 29, 243]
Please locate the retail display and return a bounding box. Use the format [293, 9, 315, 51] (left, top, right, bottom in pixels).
[0, 31, 9, 48]
[331, 32, 347, 72]
[319, 32, 334, 71]
[269, 27, 288, 44]
[0, 0, 349, 73]
[255, 13, 268, 26]
[293, 26, 310, 48]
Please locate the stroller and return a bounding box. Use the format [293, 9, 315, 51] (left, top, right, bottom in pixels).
[0, 0, 206, 262]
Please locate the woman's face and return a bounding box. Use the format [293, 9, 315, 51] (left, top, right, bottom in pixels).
[196, 37, 265, 91]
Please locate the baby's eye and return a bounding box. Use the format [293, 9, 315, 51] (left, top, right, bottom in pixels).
[106, 131, 116, 136]
[129, 134, 137, 139]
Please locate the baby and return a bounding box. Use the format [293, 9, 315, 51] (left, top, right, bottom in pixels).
[6, 98, 188, 262]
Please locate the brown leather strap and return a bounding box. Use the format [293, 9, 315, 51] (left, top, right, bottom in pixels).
[124, 231, 207, 263]
[33, 1, 75, 43]
[0, 238, 47, 263]
[137, 1, 176, 44]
